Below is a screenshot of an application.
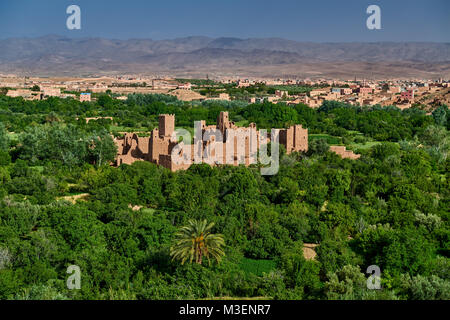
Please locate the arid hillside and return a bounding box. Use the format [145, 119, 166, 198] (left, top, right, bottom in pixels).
[0, 35, 449, 79]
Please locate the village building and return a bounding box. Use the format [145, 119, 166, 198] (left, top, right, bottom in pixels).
[340, 88, 353, 95]
[80, 93, 91, 102]
[60, 93, 76, 99]
[400, 89, 415, 101]
[177, 82, 192, 90]
[237, 79, 251, 88]
[275, 90, 289, 98]
[6, 89, 43, 100]
[42, 87, 61, 97]
[266, 96, 278, 103]
[218, 93, 230, 100]
[309, 88, 329, 97]
[357, 87, 373, 95]
[329, 146, 361, 160]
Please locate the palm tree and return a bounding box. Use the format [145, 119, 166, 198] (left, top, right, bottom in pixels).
[170, 219, 225, 265]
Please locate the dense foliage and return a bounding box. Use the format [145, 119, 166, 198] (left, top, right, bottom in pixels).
[0, 94, 448, 300]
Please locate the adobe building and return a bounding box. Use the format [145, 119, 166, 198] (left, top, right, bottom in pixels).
[309, 88, 329, 97]
[42, 87, 61, 97]
[340, 88, 353, 95]
[357, 87, 373, 95]
[400, 89, 415, 101]
[80, 93, 91, 102]
[275, 90, 289, 98]
[329, 146, 361, 160]
[177, 82, 192, 90]
[6, 89, 43, 100]
[279, 125, 308, 154]
[218, 93, 230, 101]
[114, 112, 309, 171]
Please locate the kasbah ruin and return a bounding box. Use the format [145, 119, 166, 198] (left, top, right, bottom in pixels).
[114, 111, 360, 172]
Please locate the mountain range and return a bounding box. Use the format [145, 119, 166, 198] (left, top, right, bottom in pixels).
[0, 35, 449, 78]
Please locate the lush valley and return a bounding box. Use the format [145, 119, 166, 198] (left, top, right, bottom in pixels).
[0, 94, 448, 300]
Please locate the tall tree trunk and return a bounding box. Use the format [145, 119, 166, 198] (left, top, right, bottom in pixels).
[198, 247, 202, 264]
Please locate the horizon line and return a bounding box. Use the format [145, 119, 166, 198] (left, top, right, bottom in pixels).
[1, 34, 449, 44]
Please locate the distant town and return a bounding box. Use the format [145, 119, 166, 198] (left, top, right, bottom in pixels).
[1, 74, 449, 113]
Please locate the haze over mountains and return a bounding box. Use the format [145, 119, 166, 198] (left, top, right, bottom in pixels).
[1, 35, 449, 79]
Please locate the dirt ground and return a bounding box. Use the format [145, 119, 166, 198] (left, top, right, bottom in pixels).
[303, 243, 318, 260]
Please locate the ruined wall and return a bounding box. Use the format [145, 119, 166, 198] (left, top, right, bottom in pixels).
[149, 129, 171, 163]
[113, 112, 310, 171]
[293, 125, 308, 153]
[159, 114, 175, 138]
[329, 146, 361, 160]
[279, 125, 308, 154]
[115, 133, 144, 165]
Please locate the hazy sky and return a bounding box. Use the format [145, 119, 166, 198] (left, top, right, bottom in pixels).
[0, 0, 449, 42]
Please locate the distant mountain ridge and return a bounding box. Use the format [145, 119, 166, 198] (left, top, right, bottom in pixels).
[0, 35, 449, 78]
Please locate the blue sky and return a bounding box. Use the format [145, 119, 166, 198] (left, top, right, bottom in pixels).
[0, 0, 449, 42]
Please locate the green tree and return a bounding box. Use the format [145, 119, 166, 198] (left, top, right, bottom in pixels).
[307, 138, 329, 156]
[398, 274, 450, 300]
[170, 219, 225, 265]
[0, 122, 9, 151]
[432, 105, 447, 127]
[325, 265, 366, 300]
[87, 131, 117, 166]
